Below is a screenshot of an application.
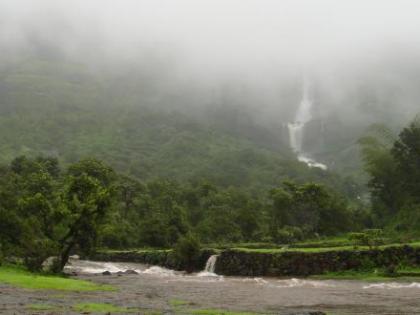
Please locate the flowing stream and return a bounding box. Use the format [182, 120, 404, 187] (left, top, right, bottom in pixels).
[61, 258, 420, 314]
[288, 80, 327, 170]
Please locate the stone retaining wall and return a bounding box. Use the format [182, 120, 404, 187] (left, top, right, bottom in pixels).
[89, 245, 420, 277]
[215, 246, 420, 276]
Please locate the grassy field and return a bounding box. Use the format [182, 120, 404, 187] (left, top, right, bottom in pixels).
[0, 265, 114, 291]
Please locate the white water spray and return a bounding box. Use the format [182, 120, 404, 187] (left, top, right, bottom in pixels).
[196, 255, 219, 277]
[287, 79, 327, 170]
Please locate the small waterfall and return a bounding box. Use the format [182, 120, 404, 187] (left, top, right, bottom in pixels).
[196, 255, 219, 277]
[204, 255, 218, 273]
[287, 79, 327, 170]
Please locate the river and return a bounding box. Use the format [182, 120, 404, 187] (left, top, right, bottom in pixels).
[64, 259, 420, 314]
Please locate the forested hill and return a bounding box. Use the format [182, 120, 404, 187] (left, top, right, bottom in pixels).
[0, 56, 361, 197]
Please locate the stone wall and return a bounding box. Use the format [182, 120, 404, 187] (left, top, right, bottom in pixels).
[89, 245, 420, 277]
[215, 246, 420, 276]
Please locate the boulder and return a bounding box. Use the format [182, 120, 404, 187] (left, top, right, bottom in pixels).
[124, 269, 139, 275]
[42, 256, 58, 272]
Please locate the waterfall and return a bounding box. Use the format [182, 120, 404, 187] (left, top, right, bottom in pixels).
[204, 255, 218, 273]
[287, 79, 327, 170]
[196, 255, 219, 277]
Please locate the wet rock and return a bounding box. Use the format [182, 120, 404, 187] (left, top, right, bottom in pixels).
[124, 269, 139, 275]
[102, 270, 112, 275]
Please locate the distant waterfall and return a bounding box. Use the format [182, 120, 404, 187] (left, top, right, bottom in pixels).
[287, 80, 327, 170]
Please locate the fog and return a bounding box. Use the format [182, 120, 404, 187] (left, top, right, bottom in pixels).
[1, 0, 420, 124]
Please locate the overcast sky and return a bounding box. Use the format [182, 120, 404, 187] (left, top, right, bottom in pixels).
[2, 0, 420, 69]
[1, 0, 420, 122]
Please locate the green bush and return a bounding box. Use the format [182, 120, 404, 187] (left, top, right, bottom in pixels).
[172, 234, 201, 272]
[275, 226, 304, 244]
[22, 238, 57, 272]
[349, 229, 384, 249]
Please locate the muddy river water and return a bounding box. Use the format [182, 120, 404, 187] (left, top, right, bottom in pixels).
[61, 259, 420, 314]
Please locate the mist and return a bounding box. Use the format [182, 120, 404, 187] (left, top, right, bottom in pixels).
[1, 0, 420, 147]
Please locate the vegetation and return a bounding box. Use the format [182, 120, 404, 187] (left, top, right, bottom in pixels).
[0, 56, 419, 278]
[0, 155, 366, 270]
[26, 304, 58, 311]
[172, 234, 202, 272]
[359, 117, 420, 235]
[0, 265, 114, 291]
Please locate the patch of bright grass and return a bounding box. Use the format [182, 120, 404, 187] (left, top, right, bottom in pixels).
[0, 265, 114, 291]
[73, 303, 139, 313]
[26, 303, 58, 311]
[170, 299, 192, 307]
[190, 309, 259, 315]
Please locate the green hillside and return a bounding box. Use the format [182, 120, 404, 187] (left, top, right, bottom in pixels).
[0, 57, 361, 196]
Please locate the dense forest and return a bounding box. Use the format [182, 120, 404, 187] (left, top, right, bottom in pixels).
[0, 29, 420, 275]
[1, 117, 419, 272]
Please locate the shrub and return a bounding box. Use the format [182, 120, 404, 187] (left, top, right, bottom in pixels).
[172, 234, 201, 272]
[275, 226, 304, 244]
[349, 229, 384, 249]
[22, 238, 57, 272]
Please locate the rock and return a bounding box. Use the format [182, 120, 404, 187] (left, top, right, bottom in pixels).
[124, 269, 139, 275]
[102, 270, 112, 275]
[42, 256, 58, 272]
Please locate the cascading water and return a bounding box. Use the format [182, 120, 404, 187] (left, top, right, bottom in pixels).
[204, 255, 218, 273]
[287, 80, 327, 170]
[197, 255, 219, 277]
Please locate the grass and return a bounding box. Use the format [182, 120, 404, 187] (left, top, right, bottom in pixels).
[170, 299, 193, 307]
[232, 241, 420, 254]
[26, 303, 58, 311]
[73, 303, 140, 313]
[0, 265, 114, 291]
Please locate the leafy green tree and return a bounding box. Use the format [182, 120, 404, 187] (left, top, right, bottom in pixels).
[55, 159, 115, 271]
[392, 117, 420, 201]
[358, 124, 401, 224]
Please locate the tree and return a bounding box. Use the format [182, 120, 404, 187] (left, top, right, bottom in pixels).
[358, 124, 402, 224]
[54, 159, 115, 271]
[392, 117, 420, 201]
[269, 187, 292, 241]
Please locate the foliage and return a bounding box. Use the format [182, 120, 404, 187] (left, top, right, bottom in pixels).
[268, 181, 357, 243]
[348, 229, 384, 249]
[0, 265, 114, 291]
[360, 118, 420, 234]
[0, 154, 367, 265]
[172, 234, 201, 272]
[0, 156, 115, 272]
